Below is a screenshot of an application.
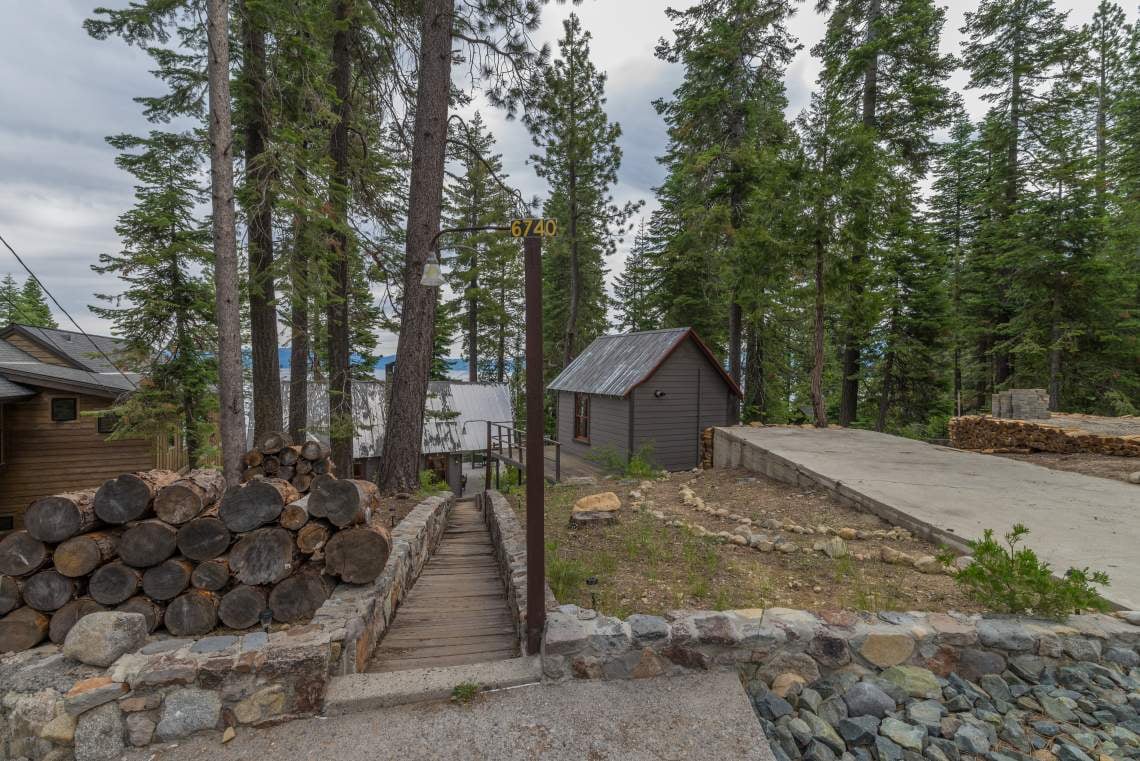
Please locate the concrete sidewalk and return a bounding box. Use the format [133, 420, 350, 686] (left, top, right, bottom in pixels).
[125, 671, 772, 761]
[717, 426, 1140, 608]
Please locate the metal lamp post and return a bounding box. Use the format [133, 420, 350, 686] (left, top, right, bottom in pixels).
[423, 222, 547, 655]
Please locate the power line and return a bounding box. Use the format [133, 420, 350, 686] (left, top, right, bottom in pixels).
[0, 230, 138, 390]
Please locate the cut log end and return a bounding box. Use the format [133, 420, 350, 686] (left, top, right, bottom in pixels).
[142, 557, 194, 601]
[54, 531, 119, 578]
[117, 596, 165, 633]
[165, 590, 219, 637]
[324, 521, 392, 584]
[218, 585, 267, 630]
[269, 565, 334, 623]
[0, 575, 22, 616]
[25, 489, 99, 543]
[230, 528, 298, 586]
[177, 515, 231, 561]
[89, 561, 142, 606]
[220, 479, 299, 533]
[154, 469, 226, 525]
[95, 469, 179, 524]
[22, 570, 77, 612]
[0, 607, 50, 653]
[118, 519, 178, 568]
[190, 557, 230, 592]
[49, 598, 105, 644]
[0, 531, 49, 577]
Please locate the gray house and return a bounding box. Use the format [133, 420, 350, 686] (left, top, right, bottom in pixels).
[548, 328, 741, 471]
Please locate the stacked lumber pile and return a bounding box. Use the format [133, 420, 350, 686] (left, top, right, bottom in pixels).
[949, 416, 1140, 457]
[241, 432, 335, 494]
[0, 436, 391, 653]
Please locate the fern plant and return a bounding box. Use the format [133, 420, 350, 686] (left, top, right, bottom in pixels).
[940, 524, 1110, 618]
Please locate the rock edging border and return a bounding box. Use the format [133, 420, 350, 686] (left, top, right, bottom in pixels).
[0, 492, 453, 759]
[541, 604, 1140, 689]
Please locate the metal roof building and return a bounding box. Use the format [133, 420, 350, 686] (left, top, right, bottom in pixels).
[548, 328, 740, 471]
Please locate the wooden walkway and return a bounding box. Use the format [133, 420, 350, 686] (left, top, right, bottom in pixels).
[367, 498, 518, 672]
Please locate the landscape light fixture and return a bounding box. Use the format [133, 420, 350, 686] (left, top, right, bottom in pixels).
[421, 250, 445, 287]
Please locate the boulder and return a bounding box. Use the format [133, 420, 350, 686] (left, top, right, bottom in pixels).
[859, 633, 915, 668]
[156, 688, 221, 740]
[843, 681, 896, 718]
[880, 665, 941, 699]
[572, 492, 621, 513]
[63, 612, 147, 667]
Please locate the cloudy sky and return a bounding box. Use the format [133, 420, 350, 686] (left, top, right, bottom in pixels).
[0, 0, 1107, 352]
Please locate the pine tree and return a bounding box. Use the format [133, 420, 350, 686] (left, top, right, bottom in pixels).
[652, 0, 801, 409]
[15, 279, 56, 328]
[442, 113, 522, 383]
[815, 0, 954, 425]
[90, 131, 218, 467]
[525, 14, 637, 374]
[613, 222, 660, 333]
[0, 275, 19, 325]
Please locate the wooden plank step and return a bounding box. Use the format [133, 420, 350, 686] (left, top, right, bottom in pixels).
[373, 639, 518, 658]
[368, 650, 519, 673]
[381, 631, 517, 648]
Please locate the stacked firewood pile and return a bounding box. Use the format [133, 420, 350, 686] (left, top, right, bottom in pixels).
[0, 437, 392, 653]
[700, 427, 715, 469]
[949, 416, 1140, 457]
[241, 432, 335, 494]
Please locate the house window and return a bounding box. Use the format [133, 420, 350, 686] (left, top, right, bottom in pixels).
[97, 414, 119, 435]
[573, 393, 590, 442]
[51, 397, 78, 422]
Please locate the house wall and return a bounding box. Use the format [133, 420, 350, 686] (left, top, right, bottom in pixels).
[556, 390, 629, 464]
[631, 338, 736, 471]
[0, 391, 156, 530]
[3, 333, 69, 366]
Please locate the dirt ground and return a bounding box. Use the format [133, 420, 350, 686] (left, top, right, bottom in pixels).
[990, 451, 1140, 484]
[510, 469, 983, 618]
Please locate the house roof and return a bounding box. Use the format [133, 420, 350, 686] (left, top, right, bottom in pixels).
[0, 324, 127, 373]
[547, 327, 743, 398]
[0, 325, 137, 399]
[0, 376, 35, 402]
[248, 380, 513, 458]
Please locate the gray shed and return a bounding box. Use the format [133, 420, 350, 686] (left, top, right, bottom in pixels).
[547, 328, 741, 471]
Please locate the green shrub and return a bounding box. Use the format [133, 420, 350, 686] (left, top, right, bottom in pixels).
[940, 524, 1110, 618]
[586, 442, 660, 478]
[417, 469, 446, 495]
[545, 540, 587, 601]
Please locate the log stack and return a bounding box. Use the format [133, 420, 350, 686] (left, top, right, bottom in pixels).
[0, 450, 392, 653]
[241, 432, 334, 494]
[949, 415, 1140, 457]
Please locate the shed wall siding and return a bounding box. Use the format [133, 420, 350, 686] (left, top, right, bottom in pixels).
[556, 391, 629, 463]
[632, 339, 735, 471]
[0, 392, 156, 529]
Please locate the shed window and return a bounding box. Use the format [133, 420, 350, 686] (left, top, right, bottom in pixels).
[97, 413, 119, 435]
[51, 397, 78, 422]
[573, 393, 590, 442]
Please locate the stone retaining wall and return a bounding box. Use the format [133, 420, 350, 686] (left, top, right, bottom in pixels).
[0, 493, 453, 761]
[541, 605, 1140, 688]
[479, 490, 557, 655]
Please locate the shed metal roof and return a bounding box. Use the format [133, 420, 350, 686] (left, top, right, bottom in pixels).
[547, 327, 742, 398]
[248, 380, 513, 458]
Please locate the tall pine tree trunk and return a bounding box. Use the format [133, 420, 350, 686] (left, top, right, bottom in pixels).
[743, 316, 762, 422]
[288, 215, 309, 443]
[728, 300, 742, 419]
[811, 228, 828, 428]
[1048, 282, 1063, 411]
[242, 0, 282, 444]
[467, 196, 479, 383]
[379, 0, 453, 493]
[992, 44, 1022, 389]
[326, 0, 353, 478]
[564, 167, 579, 368]
[207, 0, 246, 484]
[839, 0, 880, 427]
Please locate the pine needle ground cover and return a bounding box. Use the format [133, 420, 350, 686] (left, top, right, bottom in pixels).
[509, 469, 982, 617]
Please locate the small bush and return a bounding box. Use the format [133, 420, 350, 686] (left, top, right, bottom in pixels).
[940, 524, 1110, 618]
[586, 442, 660, 478]
[417, 469, 446, 495]
[546, 540, 587, 601]
[450, 682, 480, 704]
